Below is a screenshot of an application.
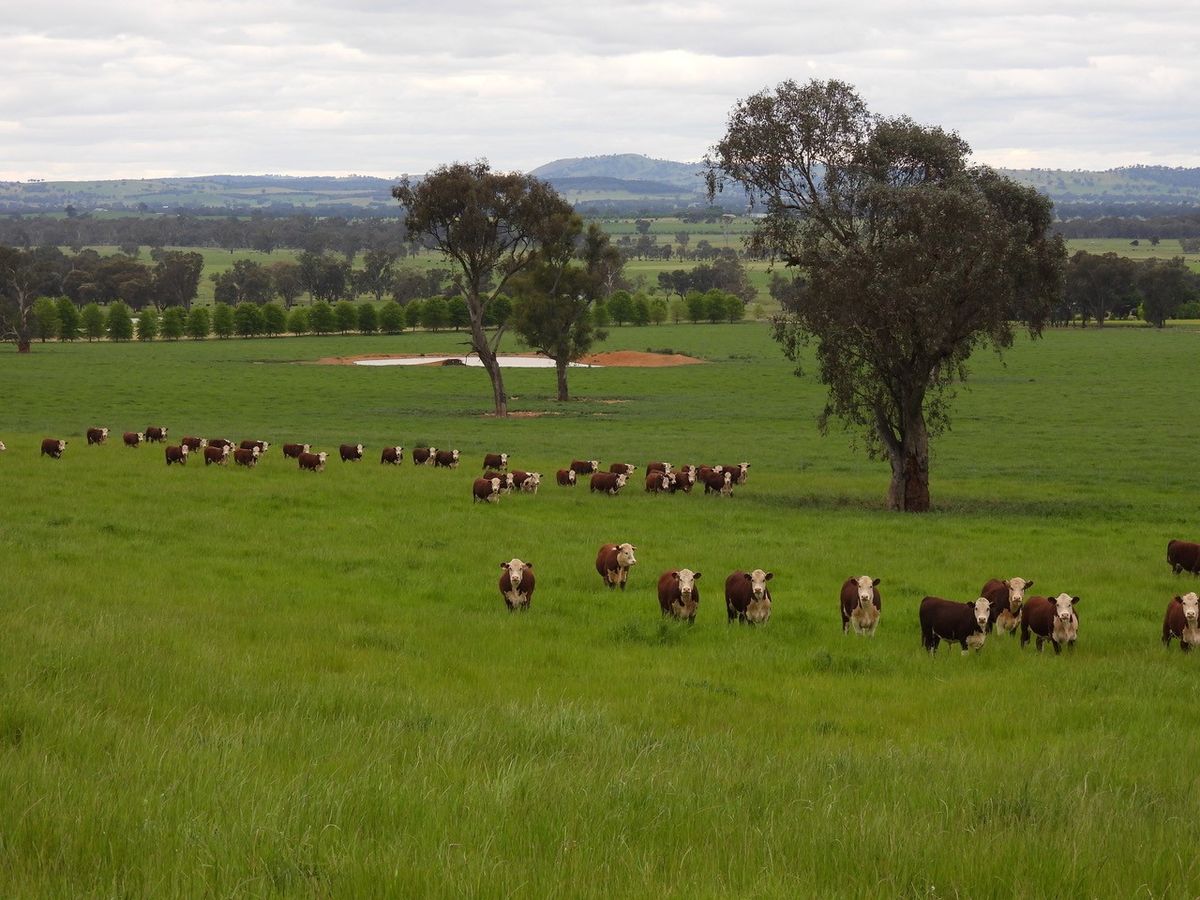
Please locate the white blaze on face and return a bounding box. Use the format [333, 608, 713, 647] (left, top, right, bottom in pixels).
[318, 452, 327, 463]
[1181, 592, 1200, 624]
[499, 453, 508, 466]
[180, 445, 189, 456]
[503, 558, 527, 593]
[855, 575, 877, 608]
[615, 473, 627, 490]
[749, 569, 772, 602]
[356, 443, 363, 455]
[1007, 577, 1032, 611]
[568, 470, 576, 484]
[0, 441, 6, 451]
[101, 428, 109, 438]
[721, 472, 732, 493]
[617, 543, 637, 569]
[252, 446, 260, 457]
[59, 440, 67, 451]
[1052, 593, 1079, 643]
[677, 568, 698, 599]
[973, 598, 991, 630]
[137, 433, 145, 442]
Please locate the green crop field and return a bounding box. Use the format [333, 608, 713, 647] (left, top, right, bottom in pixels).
[2, 323, 1199, 896]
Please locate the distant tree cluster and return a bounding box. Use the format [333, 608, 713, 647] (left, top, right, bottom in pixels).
[655, 256, 757, 304]
[1062, 251, 1199, 327]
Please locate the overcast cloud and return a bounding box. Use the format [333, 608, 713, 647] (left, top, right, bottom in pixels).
[2, 1, 1197, 180]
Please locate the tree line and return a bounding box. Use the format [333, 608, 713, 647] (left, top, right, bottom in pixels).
[1058, 251, 1199, 327]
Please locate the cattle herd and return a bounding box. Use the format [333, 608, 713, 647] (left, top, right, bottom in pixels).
[6, 431, 1200, 654]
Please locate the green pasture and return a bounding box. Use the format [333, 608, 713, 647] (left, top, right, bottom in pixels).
[2, 324, 1200, 896]
[1066, 238, 1200, 271]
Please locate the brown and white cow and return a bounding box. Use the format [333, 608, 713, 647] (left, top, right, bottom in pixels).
[726, 570, 773, 624]
[123, 431, 144, 447]
[181, 436, 208, 451]
[570, 459, 599, 475]
[208, 438, 235, 451]
[203, 445, 231, 465]
[556, 468, 577, 487]
[234, 446, 261, 467]
[484, 470, 516, 492]
[1163, 592, 1200, 651]
[1168, 540, 1200, 576]
[87, 427, 109, 445]
[1021, 594, 1079, 654]
[703, 470, 733, 496]
[483, 452, 508, 471]
[164, 444, 189, 465]
[472, 476, 502, 503]
[281, 442, 309, 459]
[840, 576, 881, 636]
[298, 450, 328, 472]
[645, 472, 673, 494]
[40, 438, 67, 459]
[380, 445, 404, 465]
[240, 439, 270, 455]
[696, 465, 724, 481]
[920, 596, 990, 654]
[499, 558, 535, 611]
[340, 443, 364, 462]
[412, 447, 436, 466]
[145, 426, 168, 443]
[511, 471, 541, 493]
[590, 472, 627, 495]
[434, 449, 460, 468]
[981, 577, 1034, 635]
[668, 471, 695, 493]
[721, 462, 750, 485]
[608, 462, 637, 476]
[646, 461, 672, 475]
[596, 542, 637, 590]
[658, 569, 702, 622]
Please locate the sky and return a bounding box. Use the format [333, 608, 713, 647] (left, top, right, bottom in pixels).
[2, 1, 1198, 181]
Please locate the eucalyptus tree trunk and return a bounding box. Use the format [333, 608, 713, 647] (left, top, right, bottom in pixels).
[555, 357, 570, 402]
[469, 313, 508, 417]
[883, 399, 931, 512]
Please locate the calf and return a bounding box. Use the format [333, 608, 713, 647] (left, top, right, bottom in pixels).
[412, 447, 436, 466]
[646, 461, 672, 475]
[556, 468, 577, 487]
[483, 452, 508, 471]
[1021, 594, 1079, 654]
[281, 442, 309, 459]
[726, 569, 773, 624]
[840, 576, 882, 635]
[164, 444, 189, 466]
[181, 436, 208, 451]
[234, 447, 261, 467]
[645, 472, 673, 493]
[499, 558, 535, 611]
[981, 577, 1034, 635]
[484, 470, 516, 492]
[703, 470, 734, 496]
[472, 476, 501, 503]
[920, 596, 990, 654]
[145, 426, 168, 443]
[123, 431, 144, 448]
[1163, 592, 1200, 651]
[1168, 540, 1200, 576]
[380, 445, 404, 465]
[570, 459, 599, 475]
[40, 438, 67, 459]
[596, 542, 637, 590]
[434, 449, 460, 468]
[340, 443, 364, 462]
[721, 462, 750, 485]
[608, 462, 637, 476]
[668, 471, 695, 494]
[298, 451, 328, 472]
[240, 439, 270, 455]
[590, 472, 628, 495]
[203, 445, 231, 465]
[86, 427, 109, 445]
[658, 569, 702, 622]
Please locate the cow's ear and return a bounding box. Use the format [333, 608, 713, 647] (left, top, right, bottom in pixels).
[743, 573, 753, 581]
[1174, 596, 1183, 604]
[525, 563, 533, 569]
[669, 570, 678, 578]
[1025, 580, 1033, 589]
[694, 572, 702, 580]
[765, 572, 774, 581]
[499, 563, 507, 569]
[872, 578, 881, 586]
[1071, 596, 1080, 605]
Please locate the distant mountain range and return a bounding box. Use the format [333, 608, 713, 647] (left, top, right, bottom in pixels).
[2, 155, 1199, 216]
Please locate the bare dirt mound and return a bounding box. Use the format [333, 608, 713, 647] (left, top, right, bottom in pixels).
[578, 351, 704, 367]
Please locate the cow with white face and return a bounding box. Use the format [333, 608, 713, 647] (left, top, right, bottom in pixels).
[1021, 593, 1080, 654]
[840, 576, 882, 635]
[1164, 592, 1200, 651]
[658, 568, 702, 622]
[596, 542, 638, 590]
[520, 472, 541, 494]
[726, 569, 773, 624]
[981, 577, 1034, 634]
[499, 558, 535, 611]
[919, 596, 991, 654]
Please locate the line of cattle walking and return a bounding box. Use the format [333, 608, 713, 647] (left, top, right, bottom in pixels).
[9, 433, 1200, 652]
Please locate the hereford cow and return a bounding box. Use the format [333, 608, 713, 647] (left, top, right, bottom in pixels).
[435, 449, 461, 468]
[298, 451, 328, 472]
[412, 447, 436, 466]
[484, 470, 516, 492]
[696, 465, 724, 481]
[646, 461, 672, 475]
[281, 442, 309, 459]
[556, 468, 577, 487]
[840, 576, 882, 636]
[380, 446, 404, 465]
[145, 426, 168, 443]
[669, 471, 696, 493]
[725, 570, 773, 624]
[721, 462, 750, 485]
[203, 445, 231, 465]
[164, 444, 189, 466]
[86, 427, 109, 445]
[645, 472, 673, 494]
[234, 447, 261, 467]
[1168, 540, 1200, 576]
[570, 459, 599, 475]
[608, 462, 637, 476]
[340, 443, 364, 462]
[181, 436, 207, 451]
[472, 476, 502, 503]
[208, 438, 235, 451]
[483, 452, 509, 471]
[919, 596, 990, 654]
[658, 569, 702, 622]
[499, 558, 535, 611]
[1021, 594, 1079, 654]
[512, 471, 541, 493]
[703, 470, 734, 496]
[981, 577, 1034, 634]
[1163, 592, 1200, 651]
[240, 440, 270, 455]
[590, 472, 628, 495]
[40, 438, 67, 459]
[123, 431, 144, 447]
[596, 542, 638, 590]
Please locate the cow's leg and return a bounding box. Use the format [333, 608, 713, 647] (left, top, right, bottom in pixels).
[1051, 639, 1062, 655]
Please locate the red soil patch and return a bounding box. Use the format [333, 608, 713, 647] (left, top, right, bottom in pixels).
[578, 351, 704, 367]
